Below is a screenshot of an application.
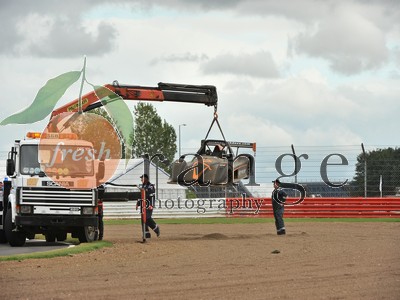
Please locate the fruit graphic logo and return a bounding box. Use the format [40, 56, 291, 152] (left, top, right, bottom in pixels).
[0, 58, 133, 189]
[38, 112, 122, 189]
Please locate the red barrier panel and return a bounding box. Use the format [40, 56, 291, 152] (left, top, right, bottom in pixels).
[225, 197, 400, 218]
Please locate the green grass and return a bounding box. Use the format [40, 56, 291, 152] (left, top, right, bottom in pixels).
[104, 217, 400, 226]
[0, 240, 113, 262]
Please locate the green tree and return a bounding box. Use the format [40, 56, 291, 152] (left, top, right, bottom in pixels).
[132, 103, 177, 172]
[352, 147, 400, 197]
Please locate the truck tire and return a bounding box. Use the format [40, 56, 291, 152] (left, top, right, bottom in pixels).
[26, 232, 35, 240]
[0, 229, 7, 243]
[56, 232, 67, 242]
[45, 233, 56, 243]
[78, 226, 96, 243]
[4, 209, 26, 247]
[98, 215, 104, 241]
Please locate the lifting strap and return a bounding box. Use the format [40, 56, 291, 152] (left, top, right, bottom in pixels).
[204, 107, 228, 143]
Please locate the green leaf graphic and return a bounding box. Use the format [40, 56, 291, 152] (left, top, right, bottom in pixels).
[91, 85, 134, 160]
[0, 71, 82, 125]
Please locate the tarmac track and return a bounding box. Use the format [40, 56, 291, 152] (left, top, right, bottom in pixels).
[0, 239, 72, 257]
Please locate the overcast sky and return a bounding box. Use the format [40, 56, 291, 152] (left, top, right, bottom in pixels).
[0, 0, 399, 155]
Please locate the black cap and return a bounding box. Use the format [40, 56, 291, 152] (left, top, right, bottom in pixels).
[272, 179, 281, 184]
[140, 174, 149, 179]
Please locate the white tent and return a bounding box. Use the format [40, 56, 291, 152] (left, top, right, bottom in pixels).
[104, 158, 187, 200]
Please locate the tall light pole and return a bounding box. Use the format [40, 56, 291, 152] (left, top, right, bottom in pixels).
[179, 123, 186, 157]
[149, 153, 169, 201]
[291, 144, 298, 197]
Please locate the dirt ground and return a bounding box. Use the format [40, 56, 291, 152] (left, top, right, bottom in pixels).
[0, 221, 399, 300]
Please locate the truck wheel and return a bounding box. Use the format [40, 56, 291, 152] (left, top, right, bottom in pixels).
[93, 228, 99, 241]
[26, 233, 35, 240]
[78, 226, 96, 243]
[4, 209, 26, 247]
[98, 216, 104, 241]
[0, 229, 7, 243]
[45, 233, 56, 243]
[56, 232, 67, 242]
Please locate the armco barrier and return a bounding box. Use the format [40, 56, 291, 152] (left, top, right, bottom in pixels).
[103, 197, 400, 219]
[103, 199, 226, 219]
[226, 197, 400, 218]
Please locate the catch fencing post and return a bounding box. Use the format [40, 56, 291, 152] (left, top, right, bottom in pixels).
[361, 143, 367, 198]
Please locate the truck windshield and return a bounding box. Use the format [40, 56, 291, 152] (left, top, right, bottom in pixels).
[39, 144, 95, 177]
[20, 145, 41, 175]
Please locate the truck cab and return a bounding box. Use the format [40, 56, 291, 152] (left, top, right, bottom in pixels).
[0, 132, 102, 246]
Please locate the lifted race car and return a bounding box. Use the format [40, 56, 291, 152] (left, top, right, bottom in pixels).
[169, 139, 256, 186]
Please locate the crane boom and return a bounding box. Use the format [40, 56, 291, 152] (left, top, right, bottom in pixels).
[51, 81, 218, 118]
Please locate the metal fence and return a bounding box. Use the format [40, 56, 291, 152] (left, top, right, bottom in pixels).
[180, 144, 400, 198]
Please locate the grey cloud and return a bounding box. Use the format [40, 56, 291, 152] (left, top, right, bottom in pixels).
[337, 82, 400, 140]
[2, 0, 399, 66]
[201, 51, 280, 78]
[393, 47, 400, 66]
[0, 4, 25, 54]
[0, 23, 24, 54]
[28, 20, 117, 58]
[150, 53, 209, 65]
[0, 0, 118, 57]
[237, 0, 400, 25]
[130, 0, 329, 21]
[292, 10, 389, 75]
[138, 0, 399, 76]
[388, 70, 400, 79]
[133, 0, 241, 11]
[233, 0, 330, 22]
[131, 0, 388, 23]
[170, 0, 241, 10]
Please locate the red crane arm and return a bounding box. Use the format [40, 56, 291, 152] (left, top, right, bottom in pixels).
[51, 82, 217, 119]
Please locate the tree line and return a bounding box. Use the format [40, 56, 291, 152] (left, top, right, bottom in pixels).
[351, 147, 400, 197]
